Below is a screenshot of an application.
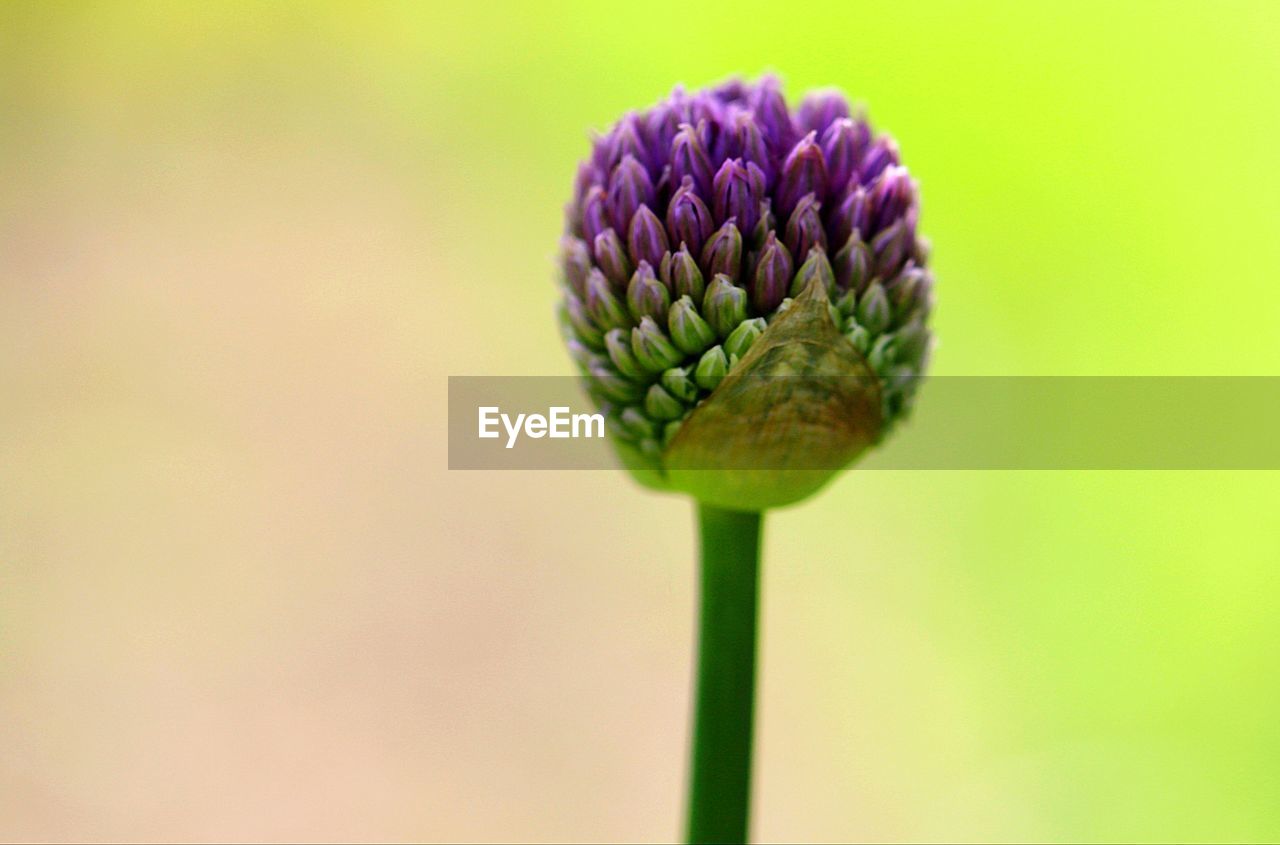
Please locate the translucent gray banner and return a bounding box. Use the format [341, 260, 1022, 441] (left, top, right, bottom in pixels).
[448, 377, 1280, 470]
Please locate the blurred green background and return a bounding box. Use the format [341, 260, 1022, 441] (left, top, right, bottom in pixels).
[3, 1, 1279, 842]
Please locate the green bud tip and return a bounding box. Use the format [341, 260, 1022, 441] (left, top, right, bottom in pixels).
[667, 295, 717, 355]
[631, 315, 684, 373]
[723, 317, 767, 360]
[856, 282, 892, 336]
[604, 326, 647, 381]
[694, 344, 730, 391]
[644, 383, 687, 421]
[703, 274, 749, 339]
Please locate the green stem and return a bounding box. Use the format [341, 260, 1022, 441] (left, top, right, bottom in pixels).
[686, 503, 763, 845]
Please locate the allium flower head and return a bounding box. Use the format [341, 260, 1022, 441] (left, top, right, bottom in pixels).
[558, 76, 934, 509]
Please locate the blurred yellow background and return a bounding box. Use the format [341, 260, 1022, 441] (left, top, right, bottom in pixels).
[3, 1, 1279, 841]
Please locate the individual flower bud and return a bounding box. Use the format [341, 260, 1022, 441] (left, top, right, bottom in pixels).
[776, 132, 828, 220]
[573, 160, 599, 206]
[558, 304, 583, 343]
[670, 123, 713, 195]
[749, 232, 792, 314]
[564, 293, 604, 349]
[703, 274, 748, 338]
[893, 319, 930, 369]
[662, 418, 685, 446]
[750, 199, 775, 248]
[701, 221, 743, 282]
[856, 282, 892, 335]
[585, 269, 631, 331]
[784, 193, 826, 262]
[619, 405, 659, 440]
[712, 158, 764, 234]
[644, 383, 686, 421]
[666, 244, 706, 303]
[871, 216, 911, 279]
[867, 165, 914, 232]
[638, 437, 664, 461]
[796, 89, 851, 136]
[900, 268, 934, 318]
[833, 288, 858, 318]
[643, 103, 678, 160]
[627, 262, 671, 322]
[631, 315, 684, 373]
[693, 344, 730, 391]
[666, 177, 714, 257]
[580, 185, 610, 245]
[867, 333, 895, 373]
[563, 337, 594, 370]
[604, 327, 647, 381]
[724, 317, 766, 359]
[604, 412, 629, 441]
[606, 115, 647, 170]
[732, 111, 772, 184]
[912, 233, 933, 266]
[830, 185, 870, 247]
[608, 154, 655, 234]
[749, 76, 794, 151]
[695, 115, 727, 160]
[834, 234, 873, 293]
[593, 229, 632, 288]
[885, 266, 924, 323]
[844, 321, 872, 355]
[709, 79, 748, 103]
[561, 236, 592, 298]
[627, 205, 670, 269]
[790, 247, 835, 298]
[821, 118, 870, 194]
[589, 132, 610, 174]
[668, 295, 716, 354]
[707, 78, 739, 102]
[880, 364, 918, 418]
[859, 135, 900, 182]
[660, 366, 699, 402]
[587, 359, 644, 403]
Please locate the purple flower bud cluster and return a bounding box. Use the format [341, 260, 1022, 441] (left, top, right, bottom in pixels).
[559, 77, 933, 457]
[566, 77, 925, 298]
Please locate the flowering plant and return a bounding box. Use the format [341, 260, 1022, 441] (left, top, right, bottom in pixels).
[556, 76, 934, 842]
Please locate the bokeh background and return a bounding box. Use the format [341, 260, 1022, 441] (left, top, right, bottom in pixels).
[3, 1, 1280, 841]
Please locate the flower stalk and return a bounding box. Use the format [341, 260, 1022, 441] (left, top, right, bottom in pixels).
[687, 504, 762, 845]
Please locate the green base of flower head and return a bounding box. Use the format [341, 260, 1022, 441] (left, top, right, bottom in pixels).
[561, 269, 930, 510]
